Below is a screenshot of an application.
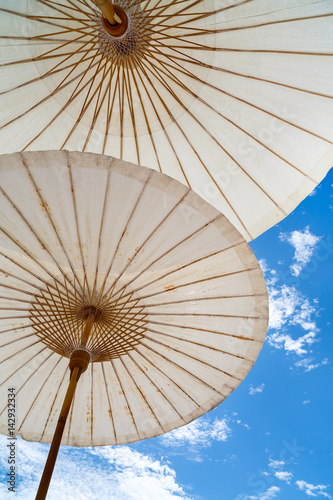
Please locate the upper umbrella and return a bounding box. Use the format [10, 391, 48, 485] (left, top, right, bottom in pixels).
[0, 0, 332, 240]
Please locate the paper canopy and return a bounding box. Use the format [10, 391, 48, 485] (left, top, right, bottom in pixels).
[0, 1, 332, 240]
[0, 150, 268, 446]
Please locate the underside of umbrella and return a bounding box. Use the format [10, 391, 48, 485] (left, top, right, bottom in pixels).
[0, 0, 332, 240]
[0, 150, 268, 449]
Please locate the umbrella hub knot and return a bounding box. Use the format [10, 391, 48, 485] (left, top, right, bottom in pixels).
[81, 306, 103, 322]
[101, 5, 128, 38]
[95, 0, 150, 61]
[29, 277, 148, 362]
[69, 348, 91, 374]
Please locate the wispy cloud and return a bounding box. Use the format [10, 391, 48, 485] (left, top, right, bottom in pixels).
[260, 262, 325, 369]
[268, 459, 285, 470]
[268, 459, 293, 483]
[236, 486, 280, 500]
[267, 284, 319, 357]
[161, 417, 231, 448]
[309, 187, 318, 197]
[249, 384, 265, 395]
[296, 480, 332, 498]
[294, 357, 328, 372]
[274, 471, 293, 484]
[268, 330, 316, 356]
[0, 435, 192, 500]
[268, 284, 318, 333]
[280, 227, 321, 276]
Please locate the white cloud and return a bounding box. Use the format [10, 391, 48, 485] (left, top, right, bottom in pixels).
[236, 486, 280, 500]
[259, 259, 269, 274]
[92, 447, 190, 499]
[280, 227, 321, 276]
[294, 357, 328, 372]
[268, 458, 293, 484]
[296, 480, 332, 498]
[268, 459, 285, 470]
[249, 383, 265, 395]
[258, 487, 280, 500]
[303, 399, 311, 405]
[274, 471, 293, 484]
[259, 259, 278, 286]
[267, 331, 317, 356]
[263, 268, 321, 364]
[0, 435, 192, 500]
[268, 284, 318, 333]
[161, 417, 231, 448]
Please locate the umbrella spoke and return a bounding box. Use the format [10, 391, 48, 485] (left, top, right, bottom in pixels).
[129, 345, 201, 406]
[110, 358, 140, 438]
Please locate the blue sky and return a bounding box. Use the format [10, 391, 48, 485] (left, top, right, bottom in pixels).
[0, 169, 332, 499]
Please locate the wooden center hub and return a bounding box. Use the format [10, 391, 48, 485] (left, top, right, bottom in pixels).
[101, 5, 128, 37]
[69, 349, 91, 373]
[29, 278, 148, 361]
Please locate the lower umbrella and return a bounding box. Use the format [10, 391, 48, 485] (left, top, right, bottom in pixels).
[0, 150, 268, 498]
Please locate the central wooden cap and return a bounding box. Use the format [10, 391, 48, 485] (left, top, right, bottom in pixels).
[69, 349, 91, 373]
[102, 5, 128, 37]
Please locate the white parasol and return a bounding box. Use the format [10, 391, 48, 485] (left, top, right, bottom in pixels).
[0, 150, 268, 498]
[0, 0, 332, 240]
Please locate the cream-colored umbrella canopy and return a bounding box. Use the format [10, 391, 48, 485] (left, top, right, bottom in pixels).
[0, 150, 268, 447]
[0, 0, 332, 241]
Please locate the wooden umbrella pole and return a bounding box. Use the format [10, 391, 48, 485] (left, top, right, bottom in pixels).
[35, 366, 81, 500]
[35, 312, 96, 500]
[80, 309, 96, 347]
[93, 0, 122, 25]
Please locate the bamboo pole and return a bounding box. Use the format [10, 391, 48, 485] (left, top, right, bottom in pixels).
[80, 310, 96, 347]
[93, 0, 122, 25]
[35, 311, 96, 500]
[35, 366, 81, 500]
